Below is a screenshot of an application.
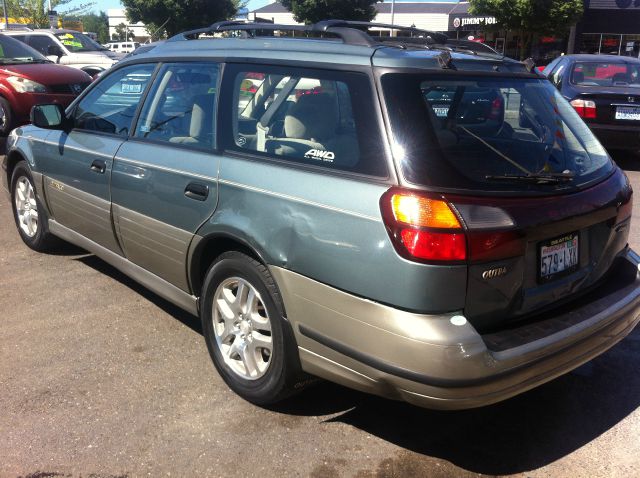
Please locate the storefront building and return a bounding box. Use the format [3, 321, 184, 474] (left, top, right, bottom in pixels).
[574, 0, 640, 58]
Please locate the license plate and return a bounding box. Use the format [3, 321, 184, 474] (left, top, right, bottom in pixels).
[121, 82, 142, 94]
[615, 106, 640, 121]
[539, 233, 579, 281]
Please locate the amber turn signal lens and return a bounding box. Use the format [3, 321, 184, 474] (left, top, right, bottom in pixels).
[391, 194, 461, 229]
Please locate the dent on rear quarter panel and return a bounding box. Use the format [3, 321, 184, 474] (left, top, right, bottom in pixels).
[199, 157, 467, 313]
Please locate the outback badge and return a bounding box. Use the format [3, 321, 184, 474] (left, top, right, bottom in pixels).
[482, 266, 507, 279]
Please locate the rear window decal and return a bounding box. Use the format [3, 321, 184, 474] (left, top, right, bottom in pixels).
[304, 149, 335, 162]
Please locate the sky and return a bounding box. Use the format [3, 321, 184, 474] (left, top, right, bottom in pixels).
[65, 0, 463, 15]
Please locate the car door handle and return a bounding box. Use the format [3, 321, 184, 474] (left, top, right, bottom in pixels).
[90, 159, 106, 174]
[184, 182, 209, 201]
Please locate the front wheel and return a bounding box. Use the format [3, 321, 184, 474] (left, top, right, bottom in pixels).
[201, 251, 306, 405]
[11, 161, 57, 251]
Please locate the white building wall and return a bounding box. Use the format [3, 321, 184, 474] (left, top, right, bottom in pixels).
[375, 13, 448, 31]
[249, 10, 449, 32]
[107, 9, 150, 41]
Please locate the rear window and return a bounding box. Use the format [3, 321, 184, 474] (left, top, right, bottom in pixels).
[382, 74, 614, 193]
[571, 62, 640, 87]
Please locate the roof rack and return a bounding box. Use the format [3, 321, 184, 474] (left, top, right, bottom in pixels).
[168, 19, 449, 48]
[313, 20, 449, 44]
[169, 20, 376, 46]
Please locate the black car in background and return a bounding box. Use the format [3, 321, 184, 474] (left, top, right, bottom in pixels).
[543, 54, 640, 154]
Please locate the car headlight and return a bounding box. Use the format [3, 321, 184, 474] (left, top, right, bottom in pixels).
[6, 76, 48, 93]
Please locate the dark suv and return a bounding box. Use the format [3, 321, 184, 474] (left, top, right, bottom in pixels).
[3, 21, 639, 410]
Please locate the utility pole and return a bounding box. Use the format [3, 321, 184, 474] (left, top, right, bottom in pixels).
[3, 0, 8, 30]
[390, 0, 395, 38]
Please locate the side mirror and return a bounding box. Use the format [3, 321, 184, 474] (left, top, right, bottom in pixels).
[31, 104, 69, 130]
[47, 44, 64, 62]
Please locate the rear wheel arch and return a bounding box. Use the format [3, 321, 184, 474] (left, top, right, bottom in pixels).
[190, 234, 283, 312]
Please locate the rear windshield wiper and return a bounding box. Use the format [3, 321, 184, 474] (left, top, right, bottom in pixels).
[486, 172, 575, 184]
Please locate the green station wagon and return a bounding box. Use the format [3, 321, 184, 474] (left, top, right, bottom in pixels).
[3, 21, 640, 409]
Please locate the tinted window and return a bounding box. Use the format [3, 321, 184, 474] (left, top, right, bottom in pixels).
[28, 35, 57, 56]
[54, 31, 102, 52]
[0, 35, 48, 62]
[73, 64, 155, 136]
[382, 74, 613, 193]
[135, 63, 219, 149]
[571, 62, 640, 87]
[224, 66, 386, 176]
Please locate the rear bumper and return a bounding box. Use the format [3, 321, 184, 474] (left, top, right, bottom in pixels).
[271, 248, 640, 410]
[589, 123, 640, 151]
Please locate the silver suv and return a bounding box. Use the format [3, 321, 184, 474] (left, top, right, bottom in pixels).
[3, 21, 640, 409]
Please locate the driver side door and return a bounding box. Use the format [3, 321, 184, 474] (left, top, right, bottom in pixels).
[40, 63, 156, 254]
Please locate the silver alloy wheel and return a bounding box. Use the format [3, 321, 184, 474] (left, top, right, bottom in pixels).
[14, 176, 38, 238]
[212, 277, 273, 380]
[0, 104, 5, 130]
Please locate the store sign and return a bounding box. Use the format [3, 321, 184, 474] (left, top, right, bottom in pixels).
[449, 14, 498, 30]
[589, 0, 640, 9]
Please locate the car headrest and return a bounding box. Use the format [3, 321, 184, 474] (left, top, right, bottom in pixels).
[572, 71, 584, 84]
[284, 93, 338, 141]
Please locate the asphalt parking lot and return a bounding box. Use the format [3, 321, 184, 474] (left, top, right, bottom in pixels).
[1, 152, 640, 478]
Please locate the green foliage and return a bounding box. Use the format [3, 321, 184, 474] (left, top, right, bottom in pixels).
[113, 22, 135, 42]
[280, 0, 381, 24]
[121, 0, 242, 38]
[4, 0, 94, 28]
[468, 0, 584, 59]
[78, 12, 109, 44]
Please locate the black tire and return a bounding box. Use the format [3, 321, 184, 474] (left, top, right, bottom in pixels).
[10, 161, 57, 251]
[201, 251, 306, 405]
[0, 97, 13, 135]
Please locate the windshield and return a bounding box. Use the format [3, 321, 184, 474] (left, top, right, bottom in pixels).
[0, 34, 48, 63]
[382, 74, 614, 193]
[571, 62, 640, 87]
[55, 31, 106, 52]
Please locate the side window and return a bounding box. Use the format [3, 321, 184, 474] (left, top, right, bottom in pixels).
[134, 62, 218, 149]
[28, 35, 57, 56]
[73, 64, 155, 136]
[227, 66, 386, 176]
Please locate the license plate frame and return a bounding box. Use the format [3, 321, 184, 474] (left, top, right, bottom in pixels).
[615, 106, 640, 121]
[538, 232, 580, 283]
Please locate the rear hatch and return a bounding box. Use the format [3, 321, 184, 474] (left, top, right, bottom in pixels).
[380, 71, 633, 331]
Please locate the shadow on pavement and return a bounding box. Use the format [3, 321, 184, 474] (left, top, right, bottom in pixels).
[74, 254, 202, 335]
[273, 327, 640, 475]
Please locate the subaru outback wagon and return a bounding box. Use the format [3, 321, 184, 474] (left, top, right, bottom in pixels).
[3, 21, 640, 410]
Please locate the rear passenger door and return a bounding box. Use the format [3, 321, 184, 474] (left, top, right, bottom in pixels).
[111, 62, 221, 292]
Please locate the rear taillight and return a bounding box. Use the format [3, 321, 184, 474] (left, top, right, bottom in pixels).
[381, 189, 466, 262]
[570, 98, 597, 119]
[381, 189, 524, 264]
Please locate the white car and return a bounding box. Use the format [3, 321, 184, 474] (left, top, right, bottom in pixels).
[4, 29, 122, 76]
[104, 41, 140, 54]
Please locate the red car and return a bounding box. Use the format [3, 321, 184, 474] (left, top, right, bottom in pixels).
[0, 33, 91, 135]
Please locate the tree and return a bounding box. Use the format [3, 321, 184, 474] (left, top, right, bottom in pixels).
[280, 0, 381, 24]
[121, 0, 241, 38]
[79, 11, 110, 44]
[5, 0, 93, 28]
[469, 0, 583, 59]
[113, 22, 135, 42]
